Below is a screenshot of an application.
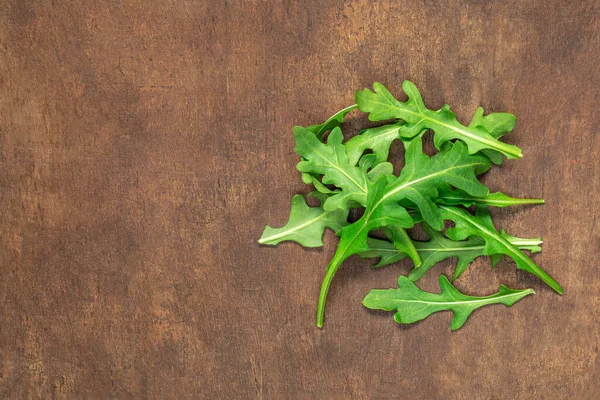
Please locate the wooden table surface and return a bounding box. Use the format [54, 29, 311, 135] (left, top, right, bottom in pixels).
[1, 1, 599, 398]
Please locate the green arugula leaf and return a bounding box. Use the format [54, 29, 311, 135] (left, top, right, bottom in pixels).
[316, 138, 491, 327]
[437, 187, 544, 208]
[301, 105, 358, 188]
[355, 81, 522, 159]
[359, 138, 491, 232]
[406, 224, 541, 281]
[258, 192, 348, 247]
[358, 224, 542, 281]
[468, 106, 517, 164]
[440, 205, 562, 294]
[363, 275, 534, 330]
[295, 126, 369, 211]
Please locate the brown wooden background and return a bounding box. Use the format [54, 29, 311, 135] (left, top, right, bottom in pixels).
[1, 1, 599, 398]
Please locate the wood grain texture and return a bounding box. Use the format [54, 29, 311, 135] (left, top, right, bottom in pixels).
[1, 0, 599, 398]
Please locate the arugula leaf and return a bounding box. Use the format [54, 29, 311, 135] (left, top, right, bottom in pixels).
[355, 81, 522, 159]
[295, 126, 369, 211]
[363, 275, 534, 330]
[437, 187, 544, 208]
[316, 138, 491, 327]
[440, 205, 562, 293]
[468, 106, 517, 164]
[258, 193, 348, 247]
[359, 224, 542, 281]
[406, 224, 541, 281]
[301, 105, 358, 187]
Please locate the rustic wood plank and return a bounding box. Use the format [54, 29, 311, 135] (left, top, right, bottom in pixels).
[1, 0, 598, 398]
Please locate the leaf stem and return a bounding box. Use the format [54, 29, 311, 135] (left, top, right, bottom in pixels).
[316, 249, 349, 328]
[510, 238, 543, 247]
[505, 198, 545, 205]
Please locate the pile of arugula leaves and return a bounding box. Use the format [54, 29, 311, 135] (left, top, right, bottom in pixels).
[259, 81, 561, 330]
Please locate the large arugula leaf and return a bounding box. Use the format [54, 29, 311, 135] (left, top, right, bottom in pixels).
[316, 138, 491, 327]
[358, 224, 542, 282]
[363, 275, 534, 330]
[440, 205, 562, 293]
[258, 193, 348, 247]
[355, 81, 522, 160]
[437, 187, 544, 208]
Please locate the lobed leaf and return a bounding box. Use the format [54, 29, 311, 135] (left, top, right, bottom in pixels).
[355, 81, 522, 160]
[301, 105, 358, 189]
[468, 106, 517, 164]
[294, 126, 369, 211]
[363, 275, 534, 330]
[258, 193, 348, 247]
[440, 205, 562, 294]
[359, 224, 542, 282]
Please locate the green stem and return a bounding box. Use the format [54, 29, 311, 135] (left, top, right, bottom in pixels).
[510, 238, 543, 247]
[438, 196, 545, 207]
[316, 248, 350, 328]
[503, 198, 545, 205]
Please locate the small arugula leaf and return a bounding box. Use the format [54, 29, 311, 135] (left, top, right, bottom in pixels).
[376, 138, 490, 230]
[441, 205, 562, 294]
[301, 104, 358, 187]
[258, 193, 348, 247]
[363, 275, 534, 330]
[437, 187, 544, 208]
[355, 81, 522, 159]
[294, 126, 368, 211]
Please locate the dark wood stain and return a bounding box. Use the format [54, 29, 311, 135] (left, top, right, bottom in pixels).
[1, 0, 598, 398]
